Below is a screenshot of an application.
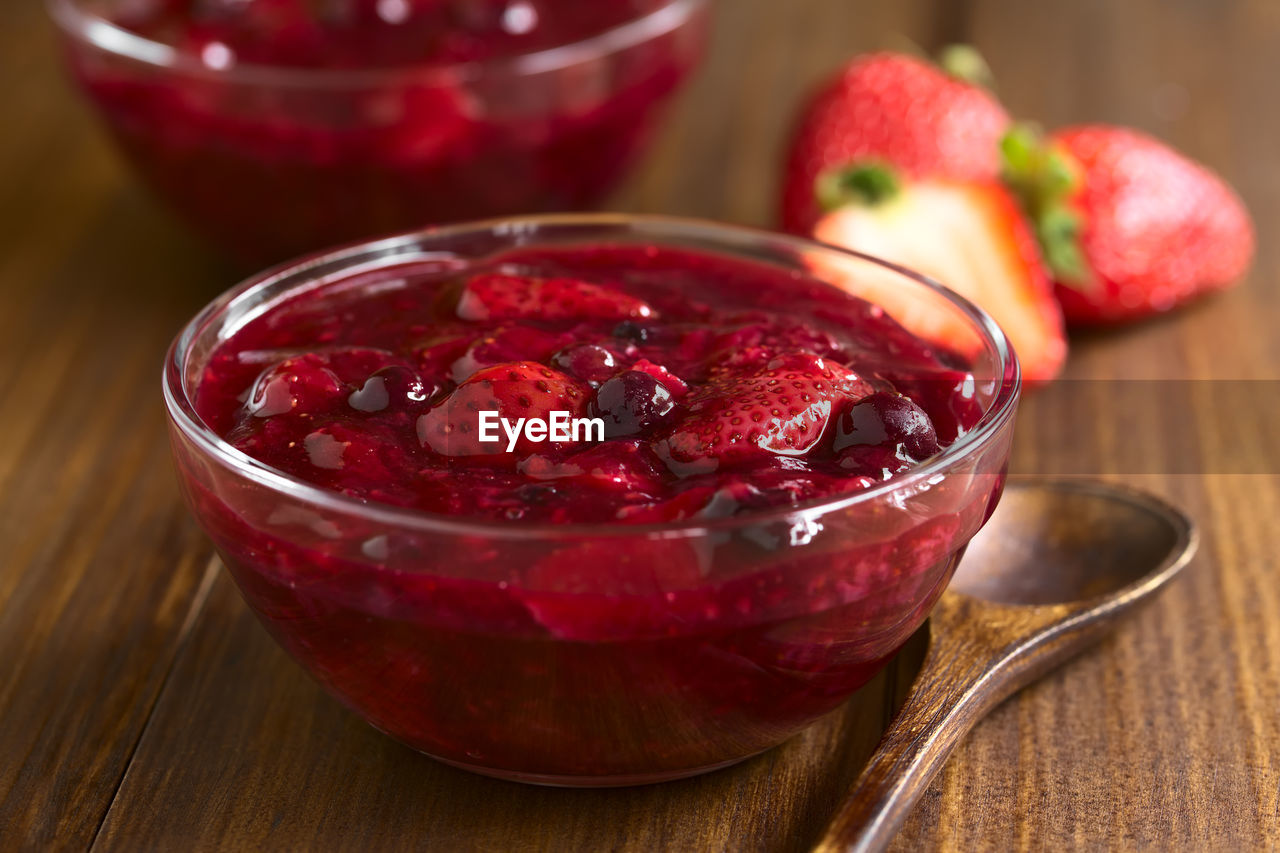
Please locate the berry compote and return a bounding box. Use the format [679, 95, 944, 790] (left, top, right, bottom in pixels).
[169, 231, 1016, 784]
[57, 0, 707, 262]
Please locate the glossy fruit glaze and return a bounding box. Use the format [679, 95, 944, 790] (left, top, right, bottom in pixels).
[195, 245, 984, 521]
[177, 242, 1001, 783]
[65, 0, 704, 262]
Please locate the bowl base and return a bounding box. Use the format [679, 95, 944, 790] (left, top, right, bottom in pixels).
[423, 749, 770, 788]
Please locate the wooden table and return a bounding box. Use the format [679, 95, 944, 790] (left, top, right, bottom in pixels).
[3, 1, 1278, 849]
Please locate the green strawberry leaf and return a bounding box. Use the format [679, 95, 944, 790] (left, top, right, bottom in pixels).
[1000, 123, 1092, 288]
[816, 162, 901, 211]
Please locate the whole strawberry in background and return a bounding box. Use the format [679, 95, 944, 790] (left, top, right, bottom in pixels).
[780, 47, 1013, 234]
[1002, 124, 1255, 326]
[780, 48, 1066, 384]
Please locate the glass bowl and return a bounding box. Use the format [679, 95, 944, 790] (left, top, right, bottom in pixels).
[162, 214, 1020, 786]
[49, 0, 709, 265]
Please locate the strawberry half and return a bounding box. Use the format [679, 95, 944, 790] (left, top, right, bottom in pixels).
[456, 273, 655, 323]
[810, 163, 1067, 385]
[780, 48, 1012, 234]
[1002, 124, 1255, 326]
[242, 348, 402, 419]
[417, 361, 589, 463]
[658, 353, 872, 472]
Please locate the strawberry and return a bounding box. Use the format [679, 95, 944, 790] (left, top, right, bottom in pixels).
[808, 163, 1067, 384]
[242, 348, 402, 418]
[1002, 124, 1255, 326]
[416, 361, 588, 463]
[658, 353, 872, 471]
[780, 48, 1011, 234]
[455, 273, 655, 323]
[704, 322, 844, 376]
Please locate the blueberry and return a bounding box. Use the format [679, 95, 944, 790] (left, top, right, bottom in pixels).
[550, 344, 618, 386]
[833, 391, 940, 460]
[590, 371, 676, 438]
[836, 445, 914, 480]
[611, 320, 651, 343]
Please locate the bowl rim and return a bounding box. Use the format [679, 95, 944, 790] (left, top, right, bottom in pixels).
[162, 212, 1021, 541]
[46, 0, 707, 88]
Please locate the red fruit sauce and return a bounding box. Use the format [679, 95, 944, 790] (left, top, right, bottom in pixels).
[65, 0, 705, 262]
[179, 243, 1001, 783]
[196, 245, 983, 520]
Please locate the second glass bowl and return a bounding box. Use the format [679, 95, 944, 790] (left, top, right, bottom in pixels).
[50, 0, 709, 264]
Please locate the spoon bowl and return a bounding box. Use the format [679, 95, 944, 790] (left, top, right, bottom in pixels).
[814, 478, 1197, 853]
[953, 479, 1192, 605]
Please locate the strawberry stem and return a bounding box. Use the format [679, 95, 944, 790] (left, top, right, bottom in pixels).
[816, 162, 900, 211]
[937, 44, 995, 90]
[1000, 123, 1091, 287]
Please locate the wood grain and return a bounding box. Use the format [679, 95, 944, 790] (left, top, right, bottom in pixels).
[882, 2, 1280, 848]
[0, 4, 233, 848]
[1, 0, 1278, 850]
[818, 481, 1197, 853]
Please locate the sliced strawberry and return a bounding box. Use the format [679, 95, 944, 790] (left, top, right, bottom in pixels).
[1003, 124, 1255, 326]
[811, 163, 1067, 385]
[416, 361, 589, 463]
[781, 48, 1011, 234]
[455, 273, 655, 323]
[658, 354, 872, 471]
[703, 322, 845, 376]
[243, 347, 400, 418]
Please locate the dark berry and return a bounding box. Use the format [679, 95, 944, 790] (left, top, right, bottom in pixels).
[348, 376, 390, 412]
[611, 320, 651, 343]
[550, 344, 619, 386]
[833, 391, 940, 460]
[836, 445, 914, 481]
[350, 365, 433, 413]
[515, 483, 560, 505]
[590, 370, 676, 438]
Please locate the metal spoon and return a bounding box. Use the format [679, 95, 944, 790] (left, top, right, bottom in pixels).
[813, 479, 1198, 853]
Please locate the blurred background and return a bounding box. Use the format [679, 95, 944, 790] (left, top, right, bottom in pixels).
[2, 0, 1278, 850]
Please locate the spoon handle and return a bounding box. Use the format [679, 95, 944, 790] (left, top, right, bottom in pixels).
[811, 594, 1073, 853]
